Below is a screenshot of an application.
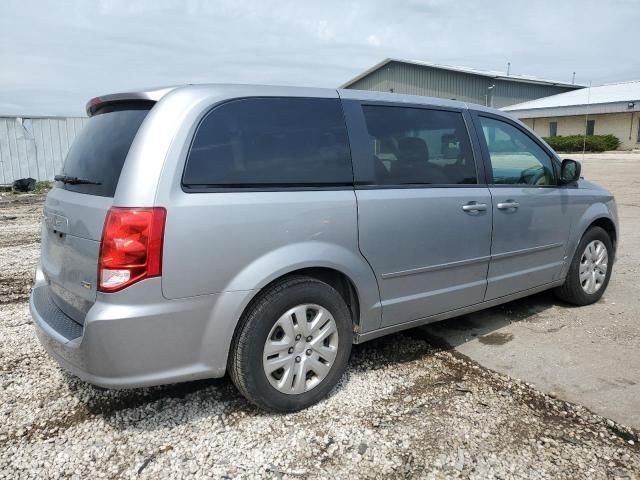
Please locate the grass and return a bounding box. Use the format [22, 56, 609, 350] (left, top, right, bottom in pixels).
[34, 181, 52, 194]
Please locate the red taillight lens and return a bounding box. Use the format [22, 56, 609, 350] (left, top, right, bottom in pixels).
[98, 207, 166, 293]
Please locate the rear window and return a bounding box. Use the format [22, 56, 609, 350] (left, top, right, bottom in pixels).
[58, 103, 152, 197]
[182, 97, 353, 188]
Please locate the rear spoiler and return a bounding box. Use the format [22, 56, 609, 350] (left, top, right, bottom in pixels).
[86, 86, 177, 116]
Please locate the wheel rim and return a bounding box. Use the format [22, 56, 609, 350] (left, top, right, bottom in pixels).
[579, 240, 608, 294]
[263, 304, 339, 395]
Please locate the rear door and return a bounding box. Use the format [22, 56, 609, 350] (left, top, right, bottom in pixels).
[471, 111, 571, 300]
[40, 103, 152, 323]
[342, 100, 492, 328]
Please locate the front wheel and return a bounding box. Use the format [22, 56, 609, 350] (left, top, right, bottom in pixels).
[554, 226, 613, 306]
[228, 276, 353, 412]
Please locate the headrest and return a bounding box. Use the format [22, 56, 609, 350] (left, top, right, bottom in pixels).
[397, 137, 429, 162]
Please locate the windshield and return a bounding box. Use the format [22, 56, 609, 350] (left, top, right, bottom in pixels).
[58, 103, 152, 197]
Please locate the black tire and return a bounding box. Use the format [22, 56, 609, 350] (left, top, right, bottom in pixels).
[554, 226, 613, 306]
[228, 276, 353, 412]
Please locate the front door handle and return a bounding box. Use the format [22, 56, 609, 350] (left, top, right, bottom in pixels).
[462, 202, 488, 213]
[496, 200, 520, 210]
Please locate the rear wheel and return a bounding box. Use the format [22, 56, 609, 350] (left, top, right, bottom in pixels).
[554, 226, 613, 305]
[228, 276, 353, 412]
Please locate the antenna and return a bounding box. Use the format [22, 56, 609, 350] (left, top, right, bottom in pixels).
[572, 72, 576, 84]
[507, 62, 511, 76]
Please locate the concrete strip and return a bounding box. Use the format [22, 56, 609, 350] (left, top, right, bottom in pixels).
[422, 152, 640, 429]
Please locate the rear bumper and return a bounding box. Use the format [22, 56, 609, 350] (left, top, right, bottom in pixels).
[30, 275, 252, 389]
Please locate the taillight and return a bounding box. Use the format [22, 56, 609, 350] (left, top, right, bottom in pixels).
[98, 207, 166, 293]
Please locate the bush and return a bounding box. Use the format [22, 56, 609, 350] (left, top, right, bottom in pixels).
[34, 181, 52, 193]
[543, 134, 620, 153]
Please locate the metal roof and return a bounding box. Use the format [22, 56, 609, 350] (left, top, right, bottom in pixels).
[340, 58, 585, 89]
[503, 80, 640, 110]
[502, 80, 640, 118]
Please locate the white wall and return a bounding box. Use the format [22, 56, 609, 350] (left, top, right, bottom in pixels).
[521, 112, 640, 150]
[0, 116, 88, 184]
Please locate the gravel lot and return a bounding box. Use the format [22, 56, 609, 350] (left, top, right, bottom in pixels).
[1, 187, 639, 479]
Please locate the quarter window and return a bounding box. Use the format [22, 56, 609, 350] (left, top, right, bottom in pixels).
[183, 98, 352, 187]
[478, 116, 555, 186]
[361, 106, 477, 185]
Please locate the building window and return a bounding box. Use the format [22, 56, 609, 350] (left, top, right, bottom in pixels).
[586, 119, 595, 136]
[637, 118, 640, 143]
[549, 122, 558, 137]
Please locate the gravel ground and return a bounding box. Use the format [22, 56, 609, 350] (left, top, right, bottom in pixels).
[1, 191, 639, 479]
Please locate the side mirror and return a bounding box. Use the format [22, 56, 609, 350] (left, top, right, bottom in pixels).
[560, 159, 581, 185]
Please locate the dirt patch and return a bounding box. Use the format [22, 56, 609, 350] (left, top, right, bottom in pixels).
[0, 193, 46, 209]
[0, 232, 40, 248]
[0, 272, 32, 304]
[0, 403, 92, 445]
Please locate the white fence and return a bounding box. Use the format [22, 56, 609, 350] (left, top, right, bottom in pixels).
[0, 116, 88, 184]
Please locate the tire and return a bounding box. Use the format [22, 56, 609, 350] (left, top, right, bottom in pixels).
[554, 226, 613, 306]
[228, 276, 353, 412]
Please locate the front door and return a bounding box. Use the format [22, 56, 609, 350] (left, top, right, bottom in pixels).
[344, 101, 493, 328]
[473, 113, 572, 300]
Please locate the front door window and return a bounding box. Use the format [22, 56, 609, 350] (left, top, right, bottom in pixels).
[479, 116, 555, 186]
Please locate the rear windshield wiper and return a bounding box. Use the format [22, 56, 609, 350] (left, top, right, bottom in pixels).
[54, 175, 102, 186]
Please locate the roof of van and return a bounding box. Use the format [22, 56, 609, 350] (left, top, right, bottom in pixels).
[86, 83, 503, 117]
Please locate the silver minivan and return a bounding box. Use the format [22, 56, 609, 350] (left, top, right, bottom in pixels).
[30, 85, 618, 412]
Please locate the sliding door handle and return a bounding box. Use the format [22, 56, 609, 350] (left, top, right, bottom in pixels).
[497, 200, 520, 210]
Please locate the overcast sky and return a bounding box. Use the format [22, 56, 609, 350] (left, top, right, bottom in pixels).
[1, 0, 638, 116]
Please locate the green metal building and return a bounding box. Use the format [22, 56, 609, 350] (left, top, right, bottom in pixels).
[340, 58, 584, 108]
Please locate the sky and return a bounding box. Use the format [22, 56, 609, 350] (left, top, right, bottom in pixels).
[1, 0, 639, 116]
